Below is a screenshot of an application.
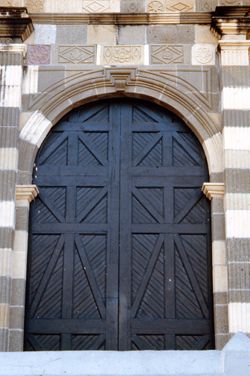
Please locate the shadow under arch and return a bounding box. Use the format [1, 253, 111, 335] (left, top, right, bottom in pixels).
[18, 68, 223, 183]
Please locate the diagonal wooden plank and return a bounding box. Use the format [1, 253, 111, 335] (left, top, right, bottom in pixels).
[131, 234, 164, 317]
[30, 235, 64, 317]
[174, 235, 209, 318]
[78, 134, 107, 167]
[133, 188, 164, 223]
[75, 234, 106, 319]
[27, 335, 43, 351]
[195, 335, 210, 350]
[175, 190, 203, 224]
[133, 134, 162, 166]
[76, 187, 107, 223]
[37, 134, 68, 165]
[92, 334, 105, 350]
[38, 191, 65, 223]
[173, 133, 200, 164]
[131, 335, 147, 350]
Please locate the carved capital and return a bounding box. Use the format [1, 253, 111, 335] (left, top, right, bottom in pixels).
[16, 185, 39, 203]
[0, 7, 34, 41]
[202, 183, 224, 200]
[211, 6, 250, 38]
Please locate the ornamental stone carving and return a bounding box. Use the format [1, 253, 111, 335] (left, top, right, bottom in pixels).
[147, 0, 164, 12]
[196, 0, 212, 11]
[166, 0, 194, 12]
[103, 46, 143, 65]
[58, 46, 96, 64]
[27, 45, 51, 65]
[150, 45, 184, 64]
[82, 0, 119, 12]
[192, 44, 215, 65]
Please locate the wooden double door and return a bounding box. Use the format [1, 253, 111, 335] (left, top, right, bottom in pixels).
[25, 100, 214, 351]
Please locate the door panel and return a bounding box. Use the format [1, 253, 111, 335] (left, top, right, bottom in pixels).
[25, 100, 213, 351]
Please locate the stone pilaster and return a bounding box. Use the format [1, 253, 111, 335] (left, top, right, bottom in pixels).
[9, 185, 38, 351]
[203, 183, 228, 348]
[0, 45, 26, 351]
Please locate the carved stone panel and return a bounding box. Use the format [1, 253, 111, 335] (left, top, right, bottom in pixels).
[150, 45, 184, 64]
[147, 0, 195, 12]
[195, 0, 212, 11]
[82, 0, 119, 12]
[121, 0, 146, 12]
[192, 44, 216, 65]
[58, 45, 96, 64]
[102, 46, 144, 65]
[27, 45, 51, 65]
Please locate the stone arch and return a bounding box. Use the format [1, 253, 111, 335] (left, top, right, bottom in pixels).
[18, 68, 222, 183]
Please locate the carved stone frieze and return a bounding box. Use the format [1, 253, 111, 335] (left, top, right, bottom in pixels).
[82, 0, 119, 12]
[27, 45, 51, 65]
[58, 45, 96, 64]
[196, 0, 212, 11]
[147, 0, 195, 12]
[150, 45, 184, 64]
[102, 45, 144, 65]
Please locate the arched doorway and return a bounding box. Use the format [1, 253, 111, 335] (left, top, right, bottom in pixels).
[24, 99, 214, 351]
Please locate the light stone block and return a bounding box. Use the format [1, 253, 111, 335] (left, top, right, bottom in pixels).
[22, 66, 39, 95]
[223, 127, 250, 150]
[11, 251, 27, 280]
[82, 0, 120, 12]
[202, 133, 223, 174]
[229, 302, 250, 333]
[0, 66, 22, 87]
[13, 231, 28, 254]
[225, 193, 250, 211]
[213, 265, 228, 293]
[33, 24, 56, 45]
[222, 87, 250, 110]
[44, 0, 83, 12]
[101, 45, 144, 65]
[87, 25, 117, 45]
[225, 150, 250, 169]
[19, 112, 52, 147]
[0, 148, 18, 171]
[192, 44, 216, 65]
[225, 210, 250, 238]
[195, 26, 218, 44]
[24, 0, 44, 12]
[212, 240, 226, 266]
[0, 202, 15, 229]
[0, 249, 11, 277]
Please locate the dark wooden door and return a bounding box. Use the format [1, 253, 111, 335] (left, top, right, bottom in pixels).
[25, 100, 213, 351]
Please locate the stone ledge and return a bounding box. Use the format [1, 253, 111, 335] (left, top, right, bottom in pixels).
[202, 182, 225, 200]
[0, 7, 34, 41]
[30, 12, 212, 25]
[16, 185, 38, 202]
[211, 6, 250, 38]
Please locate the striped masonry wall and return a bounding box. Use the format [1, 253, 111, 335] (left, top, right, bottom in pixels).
[0, 47, 25, 351]
[220, 41, 250, 336]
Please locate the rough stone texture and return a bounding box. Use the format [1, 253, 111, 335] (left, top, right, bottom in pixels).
[118, 26, 146, 45]
[27, 45, 51, 65]
[56, 25, 88, 45]
[87, 25, 117, 45]
[147, 25, 195, 44]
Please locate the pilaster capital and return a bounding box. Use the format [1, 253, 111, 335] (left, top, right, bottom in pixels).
[16, 185, 39, 203]
[202, 183, 225, 200]
[0, 7, 34, 41]
[211, 6, 250, 39]
[0, 43, 27, 57]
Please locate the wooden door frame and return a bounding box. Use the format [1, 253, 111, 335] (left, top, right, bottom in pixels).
[13, 67, 225, 351]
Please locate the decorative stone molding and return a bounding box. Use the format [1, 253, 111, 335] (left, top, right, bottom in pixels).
[202, 182, 225, 200]
[218, 40, 250, 66]
[0, 7, 34, 41]
[16, 185, 39, 202]
[211, 6, 250, 38]
[0, 43, 27, 56]
[30, 12, 211, 25]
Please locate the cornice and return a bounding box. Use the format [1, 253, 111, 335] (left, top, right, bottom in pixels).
[0, 7, 34, 41]
[202, 183, 225, 200]
[211, 6, 250, 38]
[16, 185, 39, 202]
[30, 12, 211, 25]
